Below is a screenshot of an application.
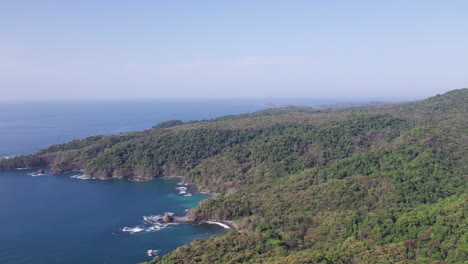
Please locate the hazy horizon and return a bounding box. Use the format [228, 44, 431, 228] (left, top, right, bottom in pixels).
[0, 95, 425, 104]
[1, 1, 467, 101]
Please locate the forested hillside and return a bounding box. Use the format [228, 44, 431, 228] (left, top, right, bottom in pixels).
[1, 89, 466, 263]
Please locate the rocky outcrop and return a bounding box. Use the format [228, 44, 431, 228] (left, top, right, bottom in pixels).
[162, 214, 174, 223]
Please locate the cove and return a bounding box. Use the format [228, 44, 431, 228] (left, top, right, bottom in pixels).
[0, 168, 228, 264]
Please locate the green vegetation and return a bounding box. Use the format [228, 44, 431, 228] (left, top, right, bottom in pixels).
[1, 89, 466, 263]
[153, 120, 185, 129]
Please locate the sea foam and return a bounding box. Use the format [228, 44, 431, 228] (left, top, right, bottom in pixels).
[70, 174, 91, 180]
[176, 186, 188, 195]
[122, 212, 179, 235]
[122, 227, 144, 233]
[147, 249, 159, 257]
[143, 215, 162, 224]
[28, 172, 46, 177]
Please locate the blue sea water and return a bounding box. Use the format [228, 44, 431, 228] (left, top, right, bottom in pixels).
[0, 100, 266, 264]
[0, 169, 226, 264]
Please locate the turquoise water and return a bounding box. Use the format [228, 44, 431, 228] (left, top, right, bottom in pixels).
[0, 168, 227, 264]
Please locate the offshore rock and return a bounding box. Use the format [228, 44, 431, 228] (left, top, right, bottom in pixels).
[162, 214, 174, 223]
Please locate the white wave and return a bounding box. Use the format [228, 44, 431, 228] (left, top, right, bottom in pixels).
[124, 222, 179, 234]
[205, 221, 231, 229]
[70, 174, 91, 180]
[146, 225, 161, 232]
[147, 249, 159, 256]
[147, 222, 179, 232]
[143, 215, 162, 224]
[124, 212, 180, 235]
[184, 193, 192, 197]
[163, 222, 179, 227]
[176, 186, 189, 195]
[122, 226, 144, 233]
[28, 172, 46, 177]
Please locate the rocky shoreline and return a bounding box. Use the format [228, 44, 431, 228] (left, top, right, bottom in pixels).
[169, 176, 239, 232]
[173, 215, 239, 231]
[9, 164, 239, 232]
[118, 172, 240, 232]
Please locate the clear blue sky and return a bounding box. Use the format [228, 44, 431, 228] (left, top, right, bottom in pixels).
[1, 0, 467, 100]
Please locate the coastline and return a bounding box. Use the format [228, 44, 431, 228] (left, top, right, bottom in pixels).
[10, 165, 238, 232]
[167, 175, 240, 232]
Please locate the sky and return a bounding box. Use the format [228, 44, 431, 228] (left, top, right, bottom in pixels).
[1, 0, 467, 101]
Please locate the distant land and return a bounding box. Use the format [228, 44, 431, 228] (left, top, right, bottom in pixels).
[261, 101, 394, 110]
[1, 89, 466, 264]
[260, 103, 293, 109]
[313, 101, 394, 109]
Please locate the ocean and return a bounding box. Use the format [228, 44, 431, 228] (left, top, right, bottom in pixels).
[0, 100, 266, 264]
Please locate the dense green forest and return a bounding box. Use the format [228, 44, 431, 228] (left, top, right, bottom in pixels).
[1, 89, 466, 263]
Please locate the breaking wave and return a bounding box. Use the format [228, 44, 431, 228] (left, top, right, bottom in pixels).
[143, 215, 161, 224]
[122, 212, 179, 234]
[122, 227, 144, 234]
[176, 186, 187, 195]
[176, 186, 192, 196]
[27, 172, 46, 177]
[147, 249, 159, 257]
[70, 174, 91, 180]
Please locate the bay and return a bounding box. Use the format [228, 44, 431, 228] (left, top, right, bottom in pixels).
[0, 168, 227, 264]
[0, 100, 267, 264]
